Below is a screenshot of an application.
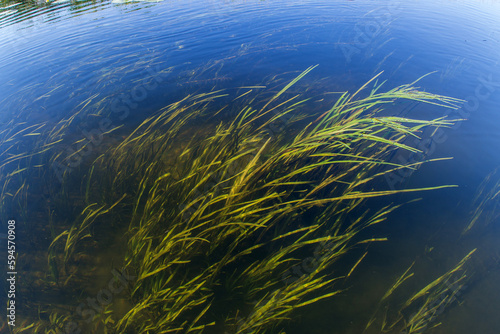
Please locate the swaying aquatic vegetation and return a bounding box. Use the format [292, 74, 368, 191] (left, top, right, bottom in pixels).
[365, 249, 476, 334]
[463, 167, 500, 234]
[2, 67, 468, 333]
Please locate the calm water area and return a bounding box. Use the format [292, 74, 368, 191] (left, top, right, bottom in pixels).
[1, 0, 500, 333]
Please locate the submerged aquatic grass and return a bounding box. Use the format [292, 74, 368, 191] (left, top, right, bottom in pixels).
[463, 167, 500, 234]
[1, 67, 466, 333]
[365, 249, 475, 334]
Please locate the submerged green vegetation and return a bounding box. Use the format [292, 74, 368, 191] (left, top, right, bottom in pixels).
[0, 67, 481, 333]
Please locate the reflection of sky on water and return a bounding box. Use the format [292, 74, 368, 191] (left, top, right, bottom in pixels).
[0, 0, 499, 332]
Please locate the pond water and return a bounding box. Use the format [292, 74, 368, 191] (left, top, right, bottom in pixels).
[1, 0, 500, 333]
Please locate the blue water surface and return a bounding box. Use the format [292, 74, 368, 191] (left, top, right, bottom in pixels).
[1, 0, 500, 333]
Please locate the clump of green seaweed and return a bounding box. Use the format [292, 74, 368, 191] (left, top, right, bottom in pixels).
[1, 66, 470, 333]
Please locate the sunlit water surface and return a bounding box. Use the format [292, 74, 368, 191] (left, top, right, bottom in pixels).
[1, 0, 500, 333]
